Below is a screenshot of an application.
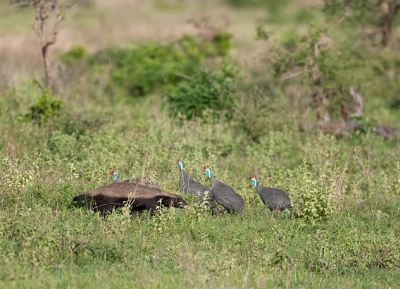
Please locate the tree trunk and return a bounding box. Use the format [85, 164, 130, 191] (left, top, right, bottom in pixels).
[380, 1, 400, 46]
[42, 43, 52, 89]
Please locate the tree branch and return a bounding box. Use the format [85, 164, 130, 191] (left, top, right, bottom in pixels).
[327, 5, 349, 35]
[278, 70, 303, 82]
[44, 3, 64, 48]
[349, 86, 364, 117]
[11, 0, 88, 90]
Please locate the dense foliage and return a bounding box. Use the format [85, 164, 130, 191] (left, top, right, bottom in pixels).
[59, 33, 232, 99]
[165, 62, 239, 121]
[18, 87, 64, 126]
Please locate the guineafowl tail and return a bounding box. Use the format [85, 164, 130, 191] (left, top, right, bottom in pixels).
[73, 193, 89, 202]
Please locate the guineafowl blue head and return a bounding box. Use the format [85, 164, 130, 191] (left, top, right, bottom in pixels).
[176, 159, 184, 170]
[250, 176, 258, 187]
[202, 165, 212, 178]
[109, 169, 119, 181]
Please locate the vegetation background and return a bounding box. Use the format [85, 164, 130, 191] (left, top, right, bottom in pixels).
[0, 0, 400, 288]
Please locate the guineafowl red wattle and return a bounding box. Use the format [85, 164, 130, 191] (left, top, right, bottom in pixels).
[73, 174, 186, 214]
[176, 159, 214, 204]
[250, 176, 291, 211]
[203, 165, 244, 213]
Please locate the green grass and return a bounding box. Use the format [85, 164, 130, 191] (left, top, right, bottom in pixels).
[0, 95, 399, 287]
[1, 0, 400, 288]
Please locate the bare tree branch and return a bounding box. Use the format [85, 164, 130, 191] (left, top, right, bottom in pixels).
[278, 70, 303, 82]
[327, 4, 349, 34]
[10, 0, 89, 91]
[349, 86, 364, 117]
[174, 72, 193, 81]
[314, 35, 331, 58]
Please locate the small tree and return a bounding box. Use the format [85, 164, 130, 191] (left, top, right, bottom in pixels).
[323, 0, 400, 46]
[10, 0, 88, 91]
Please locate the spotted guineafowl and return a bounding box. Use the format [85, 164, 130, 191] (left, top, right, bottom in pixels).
[110, 169, 160, 189]
[250, 176, 291, 211]
[73, 176, 187, 215]
[203, 166, 244, 213]
[176, 159, 214, 204]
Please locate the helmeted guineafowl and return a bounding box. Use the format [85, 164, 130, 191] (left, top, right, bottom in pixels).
[250, 176, 291, 211]
[110, 169, 160, 189]
[176, 159, 214, 204]
[110, 169, 119, 181]
[73, 174, 186, 214]
[203, 165, 244, 213]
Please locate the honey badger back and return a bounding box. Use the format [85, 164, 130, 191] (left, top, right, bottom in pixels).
[73, 182, 187, 214]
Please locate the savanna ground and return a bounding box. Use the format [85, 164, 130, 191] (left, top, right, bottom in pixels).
[1, 0, 400, 288]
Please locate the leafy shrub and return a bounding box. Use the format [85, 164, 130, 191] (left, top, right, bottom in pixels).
[19, 89, 64, 126]
[323, 0, 381, 25]
[264, 27, 374, 124]
[87, 33, 233, 98]
[152, 201, 179, 234]
[233, 87, 290, 142]
[50, 111, 106, 140]
[294, 8, 318, 23]
[165, 63, 239, 122]
[290, 165, 334, 223]
[289, 157, 347, 223]
[59, 45, 87, 64]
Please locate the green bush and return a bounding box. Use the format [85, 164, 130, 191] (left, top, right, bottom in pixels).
[233, 87, 290, 142]
[59, 45, 87, 64]
[294, 8, 318, 23]
[165, 63, 239, 122]
[290, 162, 335, 223]
[19, 89, 64, 126]
[87, 33, 233, 98]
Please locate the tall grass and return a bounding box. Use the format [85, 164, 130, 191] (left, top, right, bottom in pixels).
[1, 0, 400, 288]
[1, 81, 399, 287]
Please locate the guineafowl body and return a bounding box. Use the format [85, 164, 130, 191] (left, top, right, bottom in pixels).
[73, 181, 187, 214]
[176, 159, 214, 204]
[250, 176, 291, 211]
[203, 166, 244, 213]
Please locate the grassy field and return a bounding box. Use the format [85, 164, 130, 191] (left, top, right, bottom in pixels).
[1, 0, 400, 288]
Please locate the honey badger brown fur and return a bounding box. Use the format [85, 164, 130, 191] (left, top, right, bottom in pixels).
[73, 182, 187, 214]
